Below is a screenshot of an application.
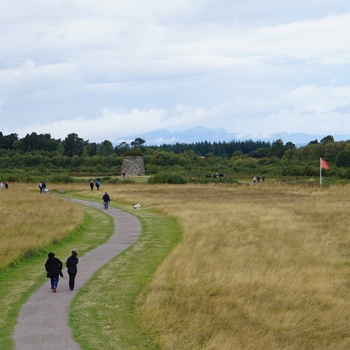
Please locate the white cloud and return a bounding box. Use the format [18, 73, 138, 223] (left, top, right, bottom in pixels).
[14, 105, 222, 142]
[1, 1, 350, 141]
[281, 85, 350, 113]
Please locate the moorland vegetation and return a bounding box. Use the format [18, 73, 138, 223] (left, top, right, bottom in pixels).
[2, 130, 350, 348]
[2, 182, 350, 349]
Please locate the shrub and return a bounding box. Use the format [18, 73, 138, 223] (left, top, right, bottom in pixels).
[123, 148, 143, 157]
[281, 166, 305, 176]
[231, 157, 258, 169]
[148, 172, 187, 184]
[145, 164, 158, 175]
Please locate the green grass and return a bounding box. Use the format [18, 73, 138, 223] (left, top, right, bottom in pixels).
[69, 201, 182, 349]
[1, 189, 182, 349]
[0, 207, 114, 349]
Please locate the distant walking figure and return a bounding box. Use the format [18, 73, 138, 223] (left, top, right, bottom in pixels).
[45, 252, 63, 293]
[66, 250, 79, 291]
[96, 180, 100, 190]
[90, 180, 94, 191]
[102, 192, 110, 209]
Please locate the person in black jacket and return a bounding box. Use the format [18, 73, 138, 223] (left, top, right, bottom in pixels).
[45, 252, 63, 293]
[66, 250, 79, 291]
[102, 192, 110, 209]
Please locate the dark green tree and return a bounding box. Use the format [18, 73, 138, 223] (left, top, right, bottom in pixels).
[131, 138, 146, 148]
[20, 132, 59, 152]
[114, 142, 130, 155]
[98, 140, 114, 156]
[284, 141, 296, 151]
[87, 142, 98, 156]
[270, 139, 285, 158]
[249, 148, 270, 158]
[63, 133, 85, 157]
[336, 150, 350, 167]
[0, 132, 18, 150]
[320, 135, 334, 144]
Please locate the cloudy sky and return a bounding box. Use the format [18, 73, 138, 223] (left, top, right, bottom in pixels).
[1, 0, 350, 143]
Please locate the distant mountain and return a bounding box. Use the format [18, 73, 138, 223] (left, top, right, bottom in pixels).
[140, 126, 236, 145]
[115, 126, 350, 147]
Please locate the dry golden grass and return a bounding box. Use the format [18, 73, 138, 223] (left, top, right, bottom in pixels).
[0, 184, 83, 270]
[61, 182, 350, 350]
[5, 181, 350, 349]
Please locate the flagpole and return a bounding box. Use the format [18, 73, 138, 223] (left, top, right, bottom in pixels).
[320, 158, 322, 186]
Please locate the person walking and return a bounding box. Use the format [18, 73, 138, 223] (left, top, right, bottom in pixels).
[45, 252, 63, 293]
[66, 250, 79, 291]
[90, 180, 94, 191]
[102, 192, 110, 209]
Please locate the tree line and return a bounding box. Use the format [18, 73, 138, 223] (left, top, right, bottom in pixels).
[0, 132, 147, 157]
[0, 131, 274, 158]
[2, 131, 350, 180]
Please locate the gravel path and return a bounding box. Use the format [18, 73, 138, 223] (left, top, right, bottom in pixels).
[14, 199, 141, 350]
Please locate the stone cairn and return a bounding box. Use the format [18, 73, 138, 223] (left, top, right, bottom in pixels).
[122, 156, 145, 176]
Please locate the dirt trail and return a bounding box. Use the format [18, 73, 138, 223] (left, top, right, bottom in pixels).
[14, 199, 141, 350]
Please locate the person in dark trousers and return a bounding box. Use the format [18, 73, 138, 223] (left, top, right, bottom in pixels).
[45, 252, 63, 293]
[90, 180, 94, 191]
[102, 192, 110, 209]
[95, 180, 100, 190]
[66, 250, 79, 291]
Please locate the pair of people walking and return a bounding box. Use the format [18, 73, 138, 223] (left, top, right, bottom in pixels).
[89, 179, 101, 191]
[45, 250, 79, 292]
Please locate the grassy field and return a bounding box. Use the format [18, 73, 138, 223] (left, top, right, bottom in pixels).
[0, 185, 84, 269]
[61, 182, 350, 349]
[0, 184, 115, 348]
[2, 182, 350, 349]
[68, 199, 181, 349]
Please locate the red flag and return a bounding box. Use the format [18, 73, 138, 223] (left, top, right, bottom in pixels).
[320, 158, 329, 170]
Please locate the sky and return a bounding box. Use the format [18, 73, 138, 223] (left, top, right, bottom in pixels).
[1, 0, 350, 144]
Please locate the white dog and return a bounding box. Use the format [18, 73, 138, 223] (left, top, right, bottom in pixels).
[133, 204, 141, 209]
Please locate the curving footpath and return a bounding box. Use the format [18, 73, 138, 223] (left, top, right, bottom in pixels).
[14, 199, 141, 350]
